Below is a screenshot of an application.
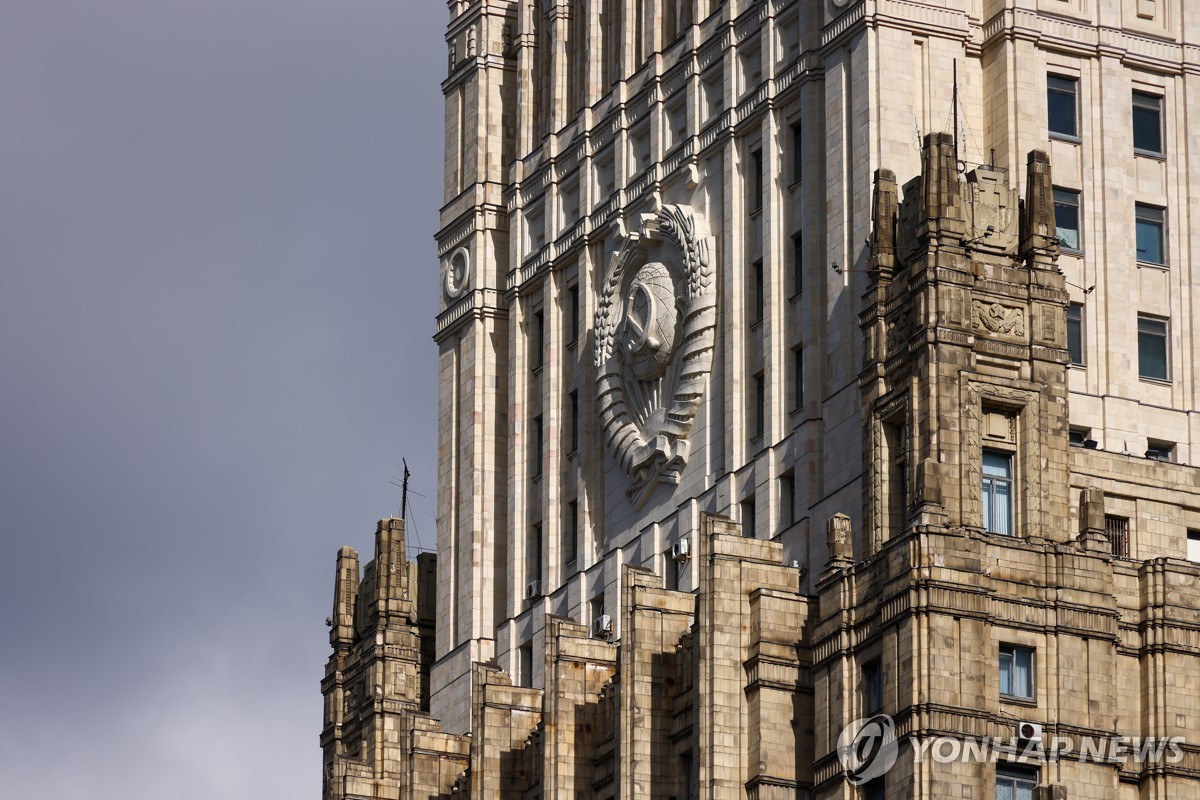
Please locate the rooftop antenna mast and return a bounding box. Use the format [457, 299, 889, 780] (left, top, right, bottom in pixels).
[400, 458, 411, 521]
[953, 59, 961, 171]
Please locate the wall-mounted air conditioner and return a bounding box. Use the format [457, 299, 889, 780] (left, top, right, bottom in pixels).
[1016, 721, 1042, 743]
[593, 614, 613, 638]
[525, 580, 542, 599]
[671, 538, 691, 561]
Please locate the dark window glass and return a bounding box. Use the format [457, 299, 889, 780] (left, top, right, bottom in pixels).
[569, 390, 579, 452]
[1137, 315, 1169, 380]
[568, 285, 580, 342]
[793, 347, 804, 409]
[532, 415, 544, 476]
[532, 310, 545, 369]
[741, 495, 756, 538]
[1067, 303, 1084, 365]
[751, 259, 764, 323]
[791, 124, 802, 183]
[1047, 74, 1078, 138]
[1135, 204, 1165, 265]
[791, 233, 803, 295]
[753, 372, 765, 438]
[565, 501, 578, 566]
[751, 149, 763, 211]
[1053, 188, 1080, 251]
[863, 660, 883, 713]
[1133, 91, 1163, 155]
[999, 645, 1034, 700]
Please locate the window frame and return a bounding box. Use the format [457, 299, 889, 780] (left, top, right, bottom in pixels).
[1135, 203, 1166, 266]
[1066, 302, 1085, 366]
[862, 659, 883, 714]
[1137, 314, 1170, 382]
[982, 449, 1014, 536]
[1053, 187, 1082, 252]
[1132, 90, 1164, 157]
[1047, 74, 1079, 140]
[998, 644, 1035, 702]
[996, 765, 1039, 800]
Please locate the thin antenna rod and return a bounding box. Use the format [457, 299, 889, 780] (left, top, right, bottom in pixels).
[401, 458, 411, 521]
[952, 59, 959, 170]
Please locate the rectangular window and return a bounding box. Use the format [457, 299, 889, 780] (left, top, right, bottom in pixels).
[1135, 203, 1165, 265]
[780, 472, 795, 529]
[518, 642, 534, 688]
[1146, 440, 1174, 463]
[564, 501, 579, 567]
[793, 347, 804, 409]
[862, 660, 883, 713]
[568, 284, 580, 343]
[568, 390, 579, 452]
[1066, 303, 1084, 366]
[751, 149, 763, 212]
[791, 233, 803, 295]
[529, 523, 543, 581]
[741, 495, 756, 538]
[1068, 427, 1090, 447]
[982, 450, 1013, 536]
[999, 645, 1034, 700]
[791, 123, 802, 183]
[531, 414, 544, 476]
[680, 750, 695, 800]
[1053, 188, 1081, 251]
[1047, 74, 1078, 139]
[1104, 514, 1129, 557]
[1187, 530, 1200, 563]
[1137, 314, 1169, 380]
[753, 371, 765, 438]
[865, 778, 885, 800]
[532, 310, 545, 369]
[751, 259, 764, 323]
[1133, 91, 1164, 155]
[996, 767, 1038, 800]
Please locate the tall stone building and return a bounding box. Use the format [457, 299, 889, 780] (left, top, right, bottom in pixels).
[322, 2, 1200, 798]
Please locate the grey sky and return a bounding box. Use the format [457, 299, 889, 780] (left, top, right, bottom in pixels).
[0, 2, 444, 795]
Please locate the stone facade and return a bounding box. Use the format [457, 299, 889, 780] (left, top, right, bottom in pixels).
[321, 1, 1200, 798]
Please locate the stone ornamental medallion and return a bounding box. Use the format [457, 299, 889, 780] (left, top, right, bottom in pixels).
[594, 205, 716, 508]
[444, 247, 471, 300]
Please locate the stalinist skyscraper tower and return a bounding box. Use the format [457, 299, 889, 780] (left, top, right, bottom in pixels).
[322, 3, 1200, 798]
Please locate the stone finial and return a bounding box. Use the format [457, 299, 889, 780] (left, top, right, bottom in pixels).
[869, 168, 898, 284]
[826, 513, 854, 563]
[331, 546, 360, 647]
[921, 132, 961, 225]
[1020, 149, 1060, 268]
[916, 458, 942, 506]
[1076, 486, 1109, 552]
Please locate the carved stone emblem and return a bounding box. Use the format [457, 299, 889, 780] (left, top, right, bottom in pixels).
[594, 205, 716, 508]
[444, 247, 470, 300]
[971, 300, 1025, 337]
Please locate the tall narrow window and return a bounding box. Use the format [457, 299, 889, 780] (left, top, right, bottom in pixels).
[518, 642, 534, 688]
[741, 495, 756, 538]
[1137, 314, 1169, 380]
[792, 346, 804, 409]
[1133, 91, 1164, 155]
[1135, 203, 1165, 265]
[1066, 303, 1084, 366]
[680, 750, 695, 800]
[883, 419, 907, 537]
[1047, 74, 1078, 138]
[753, 371, 765, 438]
[564, 501, 579, 567]
[531, 414, 544, 476]
[1053, 188, 1081, 251]
[982, 450, 1013, 535]
[791, 233, 803, 295]
[779, 472, 795, 529]
[751, 149, 763, 212]
[532, 310, 545, 369]
[567, 284, 580, 343]
[865, 778, 885, 800]
[529, 523, 543, 583]
[862, 660, 883, 714]
[790, 123, 802, 183]
[751, 259, 764, 323]
[999, 645, 1034, 700]
[1104, 514, 1129, 558]
[1187, 530, 1200, 563]
[568, 390, 579, 452]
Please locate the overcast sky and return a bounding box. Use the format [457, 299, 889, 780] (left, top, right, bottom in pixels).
[0, 2, 444, 795]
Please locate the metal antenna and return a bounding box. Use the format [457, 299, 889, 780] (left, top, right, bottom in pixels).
[401, 458, 411, 521]
[953, 59, 960, 171]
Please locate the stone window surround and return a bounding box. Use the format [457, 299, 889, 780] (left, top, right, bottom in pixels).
[963, 383, 1040, 539]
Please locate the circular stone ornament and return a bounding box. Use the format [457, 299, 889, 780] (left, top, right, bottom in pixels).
[444, 247, 471, 299]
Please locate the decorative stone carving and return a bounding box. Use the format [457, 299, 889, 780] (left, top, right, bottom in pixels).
[964, 167, 1017, 253]
[444, 247, 471, 300]
[594, 205, 716, 508]
[827, 513, 853, 562]
[971, 300, 1025, 337]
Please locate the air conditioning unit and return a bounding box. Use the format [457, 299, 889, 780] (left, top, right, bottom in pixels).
[525, 580, 542, 599]
[1016, 721, 1043, 743]
[671, 538, 691, 562]
[593, 614, 613, 638]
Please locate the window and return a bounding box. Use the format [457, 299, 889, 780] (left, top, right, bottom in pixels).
[750, 149, 763, 212]
[564, 501, 579, 567]
[862, 660, 883, 713]
[982, 450, 1013, 535]
[518, 642, 534, 688]
[1068, 427, 1091, 447]
[791, 123, 802, 183]
[1104, 514, 1129, 558]
[1135, 203, 1165, 265]
[1187, 530, 1200, 562]
[532, 310, 545, 369]
[531, 415, 544, 476]
[529, 523, 543, 582]
[1066, 303, 1084, 366]
[999, 645, 1034, 700]
[1047, 74, 1078, 139]
[1132, 91, 1164, 155]
[567, 284, 580, 343]
[1145, 440, 1174, 463]
[702, 69, 723, 121]
[1053, 188, 1081, 251]
[996, 767, 1038, 800]
[1137, 315, 1169, 380]
[752, 371, 765, 438]
[779, 472, 796, 529]
[568, 390, 579, 452]
[749, 259, 764, 324]
[791, 233, 803, 295]
[792, 347, 804, 409]
[741, 495, 756, 538]
[680, 750, 695, 800]
[864, 778, 885, 800]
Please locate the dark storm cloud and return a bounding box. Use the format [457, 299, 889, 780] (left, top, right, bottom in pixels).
[0, 2, 445, 795]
